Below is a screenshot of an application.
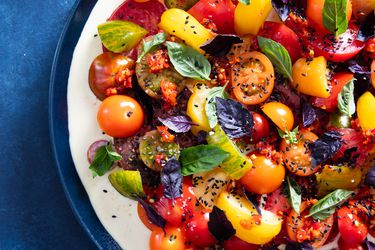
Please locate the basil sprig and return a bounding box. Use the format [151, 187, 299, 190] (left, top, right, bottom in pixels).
[257, 36, 292, 81]
[166, 41, 211, 80]
[180, 145, 229, 176]
[307, 189, 353, 220]
[89, 142, 122, 177]
[277, 126, 300, 145]
[284, 176, 302, 214]
[205, 85, 228, 129]
[108, 170, 145, 199]
[322, 0, 348, 37]
[137, 32, 167, 63]
[338, 78, 355, 117]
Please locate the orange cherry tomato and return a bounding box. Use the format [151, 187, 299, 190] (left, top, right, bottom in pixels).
[97, 95, 144, 138]
[137, 202, 157, 231]
[286, 200, 334, 248]
[150, 226, 185, 250]
[280, 130, 319, 176]
[231, 51, 275, 105]
[240, 155, 285, 194]
[306, 0, 352, 33]
[261, 102, 294, 132]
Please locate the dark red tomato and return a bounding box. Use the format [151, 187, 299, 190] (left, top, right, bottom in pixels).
[154, 179, 196, 226]
[338, 237, 365, 250]
[222, 236, 260, 250]
[109, 0, 166, 35]
[188, 0, 235, 34]
[258, 22, 302, 63]
[185, 211, 217, 247]
[338, 207, 368, 247]
[250, 112, 270, 143]
[312, 72, 354, 112]
[264, 188, 290, 216]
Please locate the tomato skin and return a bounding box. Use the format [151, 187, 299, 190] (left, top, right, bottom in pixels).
[97, 95, 144, 138]
[137, 202, 157, 231]
[185, 211, 217, 247]
[188, 0, 235, 34]
[338, 207, 368, 247]
[357, 92, 375, 130]
[150, 226, 185, 250]
[261, 102, 294, 132]
[222, 236, 260, 250]
[241, 155, 285, 194]
[258, 22, 302, 63]
[263, 188, 290, 216]
[338, 237, 365, 250]
[250, 112, 269, 143]
[371, 60, 375, 88]
[312, 72, 354, 112]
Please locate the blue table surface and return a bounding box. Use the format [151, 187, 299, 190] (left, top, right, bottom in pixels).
[0, 0, 96, 249]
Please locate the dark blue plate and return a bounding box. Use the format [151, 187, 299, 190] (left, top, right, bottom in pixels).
[49, 0, 121, 249]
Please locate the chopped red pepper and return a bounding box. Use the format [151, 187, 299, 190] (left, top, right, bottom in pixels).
[160, 79, 178, 107]
[157, 126, 175, 143]
[146, 49, 170, 73]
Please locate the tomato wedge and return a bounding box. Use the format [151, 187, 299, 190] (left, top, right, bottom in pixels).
[231, 51, 275, 105]
[338, 207, 368, 248]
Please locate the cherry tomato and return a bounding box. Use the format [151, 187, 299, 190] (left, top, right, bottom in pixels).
[280, 130, 319, 176]
[286, 200, 334, 248]
[250, 112, 270, 143]
[306, 0, 352, 33]
[258, 22, 302, 63]
[338, 207, 368, 247]
[150, 226, 185, 250]
[222, 236, 260, 250]
[137, 202, 157, 231]
[188, 0, 235, 34]
[312, 72, 354, 112]
[231, 51, 275, 105]
[97, 95, 144, 138]
[241, 155, 285, 194]
[89, 52, 134, 100]
[338, 237, 365, 250]
[263, 188, 290, 216]
[261, 102, 294, 132]
[185, 211, 217, 247]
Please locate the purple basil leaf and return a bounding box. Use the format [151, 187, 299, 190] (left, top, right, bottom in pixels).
[285, 241, 314, 250]
[271, 0, 291, 21]
[302, 101, 317, 128]
[158, 115, 197, 133]
[160, 158, 183, 201]
[243, 187, 262, 216]
[347, 60, 371, 76]
[208, 206, 236, 242]
[357, 11, 375, 42]
[309, 131, 342, 166]
[365, 164, 375, 188]
[216, 97, 254, 139]
[365, 237, 375, 250]
[200, 34, 242, 56]
[138, 199, 166, 229]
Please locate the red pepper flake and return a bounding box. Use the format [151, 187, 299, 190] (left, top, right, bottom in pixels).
[146, 49, 170, 73]
[160, 79, 178, 107]
[157, 126, 175, 143]
[115, 66, 134, 88]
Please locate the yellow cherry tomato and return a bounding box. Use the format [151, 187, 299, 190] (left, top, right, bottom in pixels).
[216, 191, 282, 245]
[357, 91, 375, 130]
[158, 8, 214, 53]
[234, 0, 272, 35]
[261, 102, 294, 132]
[292, 56, 330, 98]
[186, 83, 211, 135]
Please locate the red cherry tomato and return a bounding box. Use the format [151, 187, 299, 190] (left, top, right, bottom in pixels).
[338, 207, 368, 248]
[185, 211, 217, 247]
[150, 226, 185, 250]
[97, 95, 144, 138]
[188, 0, 235, 34]
[312, 72, 354, 112]
[250, 112, 270, 143]
[222, 236, 260, 250]
[258, 21, 302, 63]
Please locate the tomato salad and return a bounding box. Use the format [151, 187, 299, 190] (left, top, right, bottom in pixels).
[86, 0, 375, 249]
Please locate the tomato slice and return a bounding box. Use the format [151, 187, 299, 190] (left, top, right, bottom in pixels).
[263, 188, 290, 216]
[312, 72, 354, 112]
[338, 207, 368, 247]
[258, 21, 302, 63]
[188, 0, 235, 34]
[231, 51, 275, 105]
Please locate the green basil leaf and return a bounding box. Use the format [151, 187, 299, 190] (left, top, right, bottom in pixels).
[307, 189, 353, 220]
[322, 0, 348, 37]
[257, 36, 293, 81]
[239, 0, 250, 5]
[108, 170, 145, 199]
[136, 32, 167, 63]
[286, 176, 302, 214]
[98, 20, 148, 53]
[166, 41, 211, 80]
[338, 78, 355, 117]
[205, 86, 229, 128]
[89, 143, 122, 177]
[180, 145, 230, 176]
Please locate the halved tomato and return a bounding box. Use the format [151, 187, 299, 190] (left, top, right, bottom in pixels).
[338, 207, 368, 247]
